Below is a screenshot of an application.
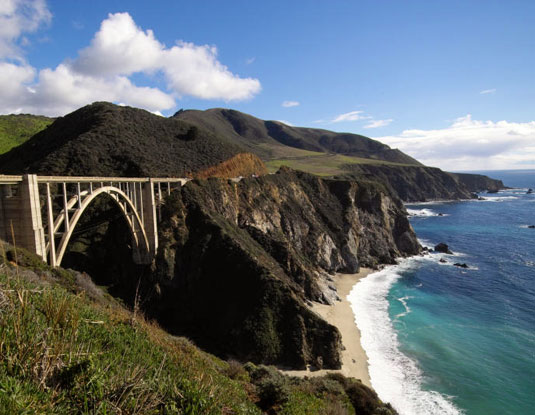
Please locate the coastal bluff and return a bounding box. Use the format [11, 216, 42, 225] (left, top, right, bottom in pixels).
[150, 167, 420, 369]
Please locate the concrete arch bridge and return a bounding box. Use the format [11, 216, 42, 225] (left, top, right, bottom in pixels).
[0, 174, 188, 267]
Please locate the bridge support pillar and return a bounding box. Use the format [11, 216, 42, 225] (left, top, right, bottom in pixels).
[17, 175, 47, 261]
[141, 180, 158, 262]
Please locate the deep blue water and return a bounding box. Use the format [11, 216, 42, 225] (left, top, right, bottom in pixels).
[350, 170, 535, 415]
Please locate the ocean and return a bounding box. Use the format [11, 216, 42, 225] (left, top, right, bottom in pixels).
[349, 169, 535, 415]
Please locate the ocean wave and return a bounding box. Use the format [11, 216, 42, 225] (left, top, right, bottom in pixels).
[418, 238, 467, 258]
[405, 200, 450, 206]
[472, 196, 519, 202]
[348, 259, 463, 415]
[394, 296, 413, 320]
[407, 208, 448, 218]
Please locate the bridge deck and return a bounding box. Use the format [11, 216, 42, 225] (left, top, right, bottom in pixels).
[0, 175, 188, 184]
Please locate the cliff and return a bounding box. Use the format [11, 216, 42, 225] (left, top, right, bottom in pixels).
[342, 163, 474, 202]
[451, 172, 505, 192]
[150, 167, 420, 369]
[341, 164, 505, 202]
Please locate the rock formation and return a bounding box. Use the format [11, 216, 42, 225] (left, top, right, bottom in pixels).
[150, 167, 420, 368]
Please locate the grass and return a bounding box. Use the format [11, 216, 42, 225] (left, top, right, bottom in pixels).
[265, 153, 410, 177]
[0, 114, 53, 154]
[0, 242, 398, 414]
[0, 245, 260, 414]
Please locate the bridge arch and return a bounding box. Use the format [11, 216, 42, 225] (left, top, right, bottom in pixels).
[0, 174, 188, 267]
[54, 186, 150, 267]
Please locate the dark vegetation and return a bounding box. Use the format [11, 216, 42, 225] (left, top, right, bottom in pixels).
[0, 114, 54, 154]
[0, 242, 397, 414]
[0, 102, 265, 178]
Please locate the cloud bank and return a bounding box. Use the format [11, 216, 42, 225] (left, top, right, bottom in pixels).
[374, 115, 535, 170]
[0, 6, 261, 116]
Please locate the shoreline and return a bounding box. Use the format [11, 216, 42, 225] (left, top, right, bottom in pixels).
[282, 268, 372, 387]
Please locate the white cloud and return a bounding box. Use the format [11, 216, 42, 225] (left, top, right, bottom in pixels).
[480, 88, 496, 95]
[282, 100, 299, 108]
[276, 120, 294, 126]
[332, 110, 368, 123]
[72, 13, 260, 101]
[0, 0, 51, 58]
[0, 11, 261, 116]
[24, 63, 175, 116]
[364, 119, 393, 129]
[374, 115, 535, 170]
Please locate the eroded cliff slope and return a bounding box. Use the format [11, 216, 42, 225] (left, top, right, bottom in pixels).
[149, 168, 420, 369]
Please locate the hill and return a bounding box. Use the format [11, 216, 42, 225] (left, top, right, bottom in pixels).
[174, 108, 421, 165]
[0, 241, 398, 414]
[174, 108, 503, 201]
[0, 103, 265, 178]
[0, 114, 54, 154]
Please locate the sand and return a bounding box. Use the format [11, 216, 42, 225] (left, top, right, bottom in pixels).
[282, 268, 372, 386]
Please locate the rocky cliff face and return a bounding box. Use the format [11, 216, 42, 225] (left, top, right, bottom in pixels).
[450, 172, 505, 193]
[343, 164, 476, 202]
[149, 168, 420, 369]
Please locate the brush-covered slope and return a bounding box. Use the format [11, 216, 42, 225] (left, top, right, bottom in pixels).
[0, 102, 266, 178]
[174, 108, 504, 201]
[174, 108, 421, 165]
[0, 114, 54, 154]
[0, 242, 398, 415]
[150, 168, 420, 369]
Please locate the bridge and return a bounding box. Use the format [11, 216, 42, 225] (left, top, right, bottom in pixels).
[0, 174, 188, 267]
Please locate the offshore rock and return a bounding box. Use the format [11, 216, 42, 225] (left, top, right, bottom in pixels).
[150, 167, 420, 369]
[435, 243, 453, 254]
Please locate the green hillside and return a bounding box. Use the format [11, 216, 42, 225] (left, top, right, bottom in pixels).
[173, 108, 421, 166]
[0, 114, 53, 154]
[265, 152, 411, 177]
[0, 242, 397, 415]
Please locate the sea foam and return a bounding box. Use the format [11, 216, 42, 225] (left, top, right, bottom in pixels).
[348, 258, 463, 415]
[406, 208, 448, 218]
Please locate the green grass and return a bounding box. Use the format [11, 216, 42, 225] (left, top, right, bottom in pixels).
[0, 247, 260, 414]
[0, 114, 53, 154]
[266, 153, 410, 176]
[0, 243, 397, 414]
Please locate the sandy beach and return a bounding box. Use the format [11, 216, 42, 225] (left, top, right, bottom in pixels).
[283, 268, 372, 386]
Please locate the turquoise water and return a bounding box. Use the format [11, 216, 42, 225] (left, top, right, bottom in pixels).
[350, 170, 535, 415]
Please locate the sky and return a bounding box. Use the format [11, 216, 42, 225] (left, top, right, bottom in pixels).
[0, 0, 534, 171]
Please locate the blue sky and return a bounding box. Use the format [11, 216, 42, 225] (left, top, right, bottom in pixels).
[1, 0, 534, 170]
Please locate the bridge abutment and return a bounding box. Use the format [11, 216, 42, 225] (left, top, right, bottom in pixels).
[0, 175, 46, 261]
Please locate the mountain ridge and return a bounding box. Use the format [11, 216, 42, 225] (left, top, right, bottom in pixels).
[174, 108, 422, 165]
